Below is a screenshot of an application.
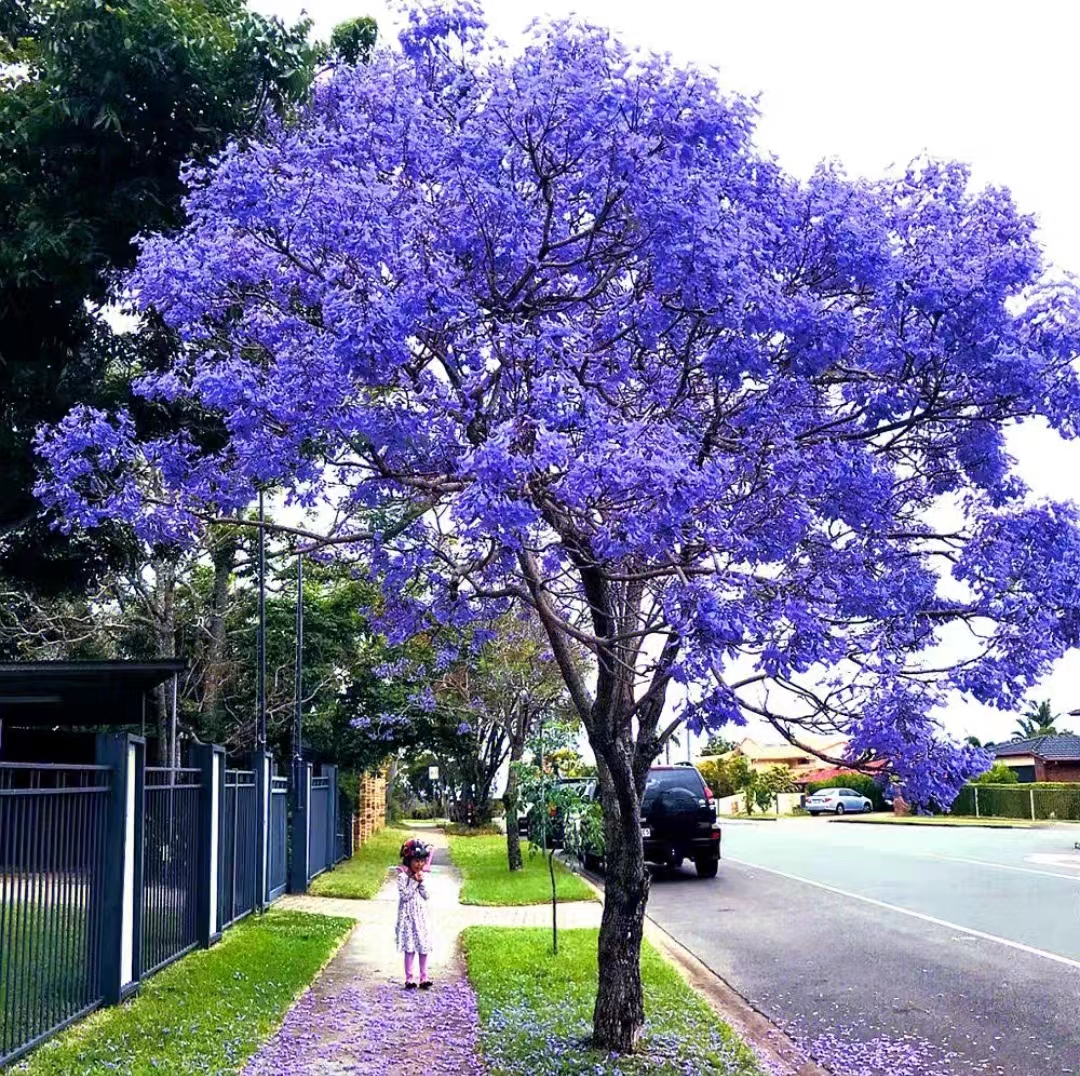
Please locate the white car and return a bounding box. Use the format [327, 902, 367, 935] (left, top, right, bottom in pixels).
[805, 787, 873, 816]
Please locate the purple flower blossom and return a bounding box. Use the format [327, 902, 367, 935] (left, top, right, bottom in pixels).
[32, 4, 1080, 810]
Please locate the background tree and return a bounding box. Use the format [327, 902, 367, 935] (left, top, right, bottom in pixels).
[1014, 699, 1062, 739]
[703, 734, 737, 756]
[0, 0, 335, 590]
[36, 7, 1080, 1051]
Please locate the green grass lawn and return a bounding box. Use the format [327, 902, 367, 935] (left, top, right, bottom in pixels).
[448, 835, 596, 906]
[309, 825, 408, 899]
[13, 910, 352, 1076]
[463, 927, 763, 1075]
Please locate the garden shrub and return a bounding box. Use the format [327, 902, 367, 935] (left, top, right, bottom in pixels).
[951, 782, 1080, 820]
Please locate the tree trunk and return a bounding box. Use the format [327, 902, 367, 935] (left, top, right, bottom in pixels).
[503, 739, 524, 871]
[591, 748, 648, 1053]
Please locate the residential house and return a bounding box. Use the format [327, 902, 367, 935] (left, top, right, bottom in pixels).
[992, 734, 1080, 783]
[705, 733, 851, 779]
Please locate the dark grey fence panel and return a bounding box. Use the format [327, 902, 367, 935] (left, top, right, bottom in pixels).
[0, 763, 109, 1068]
[219, 770, 257, 929]
[142, 768, 201, 976]
[308, 776, 331, 879]
[268, 776, 288, 902]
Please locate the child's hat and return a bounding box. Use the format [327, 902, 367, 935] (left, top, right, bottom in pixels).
[400, 837, 431, 861]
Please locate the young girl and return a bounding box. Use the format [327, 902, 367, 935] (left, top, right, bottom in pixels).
[395, 837, 433, 989]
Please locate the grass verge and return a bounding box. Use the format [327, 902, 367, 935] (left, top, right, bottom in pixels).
[463, 927, 763, 1075]
[14, 910, 352, 1076]
[309, 825, 408, 899]
[449, 835, 596, 906]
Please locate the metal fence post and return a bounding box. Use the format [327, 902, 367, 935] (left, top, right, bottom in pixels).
[94, 733, 145, 1005]
[251, 749, 271, 910]
[973, 786, 980, 818]
[1030, 786, 1036, 821]
[289, 761, 311, 893]
[193, 744, 224, 947]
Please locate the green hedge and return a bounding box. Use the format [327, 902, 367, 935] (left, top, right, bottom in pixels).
[952, 782, 1080, 820]
[804, 773, 887, 810]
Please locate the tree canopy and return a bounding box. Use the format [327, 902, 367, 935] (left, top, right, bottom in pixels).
[34, 2, 1080, 1050]
[0, 0, 368, 588]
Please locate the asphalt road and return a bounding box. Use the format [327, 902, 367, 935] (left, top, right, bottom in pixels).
[643, 819, 1080, 1076]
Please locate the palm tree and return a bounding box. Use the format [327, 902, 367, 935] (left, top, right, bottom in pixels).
[1014, 699, 1059, 740]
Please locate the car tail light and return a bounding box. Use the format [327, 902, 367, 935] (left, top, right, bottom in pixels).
[703, 784, 714, 801]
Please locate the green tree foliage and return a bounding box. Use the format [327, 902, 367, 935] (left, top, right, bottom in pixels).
[329, 16, 377, 65]
[972, 761, 1020, 785]
[0, 0, 341, 587]
[1014, 699, 1061, 739]
[702, 734, 736, 756]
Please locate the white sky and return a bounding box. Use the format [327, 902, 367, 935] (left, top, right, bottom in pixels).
[253, 0, 1080, 744]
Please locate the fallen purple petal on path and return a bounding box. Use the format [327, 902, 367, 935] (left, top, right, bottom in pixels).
[243, 976, 485, 1075]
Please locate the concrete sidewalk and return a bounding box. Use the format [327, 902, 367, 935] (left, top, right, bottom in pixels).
[243, 831, 601, 1075]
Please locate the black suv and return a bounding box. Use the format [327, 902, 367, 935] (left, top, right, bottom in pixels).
[576, 764, 721, 878]
[641, 765, 721, 877]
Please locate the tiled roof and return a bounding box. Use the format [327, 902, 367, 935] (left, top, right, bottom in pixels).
[994, 734, 1080, 761]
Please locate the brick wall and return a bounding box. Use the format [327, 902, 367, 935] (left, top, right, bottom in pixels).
[352, 769, 388, 848]
[1041, 761, 1080, 783]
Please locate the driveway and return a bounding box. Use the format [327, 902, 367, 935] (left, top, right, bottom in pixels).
[643, 819, 1080, 1076]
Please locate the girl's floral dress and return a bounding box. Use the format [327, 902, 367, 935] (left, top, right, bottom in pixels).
[395, 868, 431, 953]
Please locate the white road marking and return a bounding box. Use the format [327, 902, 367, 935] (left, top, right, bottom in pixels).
[725, 855, 1080, 972]
[922, 852, 1080, 882]
[1026, 853, 1080, 871]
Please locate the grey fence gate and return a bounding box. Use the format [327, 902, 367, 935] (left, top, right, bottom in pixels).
[0, 763, 110, 1067]
[219, 769, 257, 929]
[142, 767, 201, 976]
[308, 775, 332, 879]
[268, 775, 288, 902]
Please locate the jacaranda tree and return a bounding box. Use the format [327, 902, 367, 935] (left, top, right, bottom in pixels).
[36, 3, 1080, 1050]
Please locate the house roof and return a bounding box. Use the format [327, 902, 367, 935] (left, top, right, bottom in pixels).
[719, 734, 850, 763]
[797, 760, 888, 785]
[994, 734, 1080, 762]
[0, 660, 186, 727]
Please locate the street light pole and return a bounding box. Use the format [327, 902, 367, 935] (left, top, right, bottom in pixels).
[293, 552, 303, 764]
[257, 488, 267, 750]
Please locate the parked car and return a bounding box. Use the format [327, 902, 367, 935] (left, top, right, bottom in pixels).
[577, 764, 722, 878]
[805, 786, 874, 815]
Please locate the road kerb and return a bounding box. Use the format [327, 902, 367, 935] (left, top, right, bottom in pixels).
[642, 917, 832, 1076]
[828, 816, 1057, 830]
[570, 863, 831, 1076]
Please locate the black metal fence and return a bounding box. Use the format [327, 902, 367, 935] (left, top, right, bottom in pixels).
[142, 767, 201, 976]
[269, 775, 288, 902]
[220, 769, 257, 929]
[1, 746, 358, 1066]
[0, 763, 110, 1068]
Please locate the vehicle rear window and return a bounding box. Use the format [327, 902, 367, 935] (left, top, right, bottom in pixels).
[644, 769, 705, 797]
